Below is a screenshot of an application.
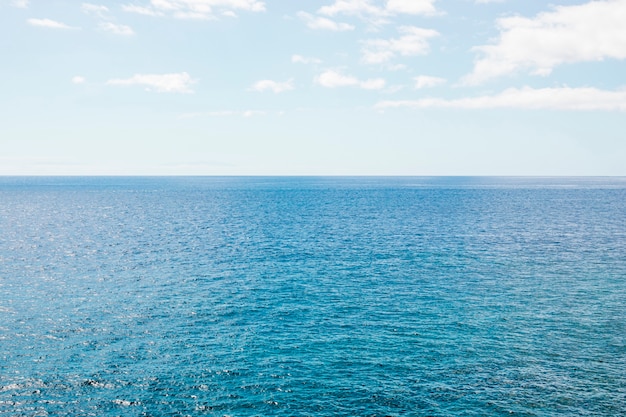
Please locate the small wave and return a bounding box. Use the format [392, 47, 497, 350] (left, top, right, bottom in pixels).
[112, 399, 140, 406]
[82, 380, 115, 389]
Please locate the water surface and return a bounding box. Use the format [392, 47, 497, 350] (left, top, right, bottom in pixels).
[1, 177, 625, 416]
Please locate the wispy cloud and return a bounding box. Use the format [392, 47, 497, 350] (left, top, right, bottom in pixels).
[122, 0, 265, 20]
[107, 72, 197, 93]
[81, 3, 109, 18]
[249, 79, 294, 93]
[414, 75, 446, 89]
[82, 3, 135, 35]
[315, 69, 385, 90]
[302, 1, 438, 37]
[99, 22, 134, 35]
[297, 11, 354, 31]
[316, 70, 360, 87]
[376, 87, 626, 111]
[318, 0, 382, 17]
[386, 0, 438, 16]
[72, 76, 86, 84]
[362, 26, 439, 64]
[464, 0, 626, 84]
[12, 0, 29, 8]
[292, 54, 322, 64]
[318, 0, 439, 21]
[121, 4, 164, 16]
[27, 18, 76, 30]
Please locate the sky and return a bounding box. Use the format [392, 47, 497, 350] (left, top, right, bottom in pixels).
[1, 0, 625, 175]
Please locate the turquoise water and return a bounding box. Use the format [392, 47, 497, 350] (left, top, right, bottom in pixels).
[1, 177, 625, 416]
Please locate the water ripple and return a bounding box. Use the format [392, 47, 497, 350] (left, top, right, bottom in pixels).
[0, 177, 625, 416]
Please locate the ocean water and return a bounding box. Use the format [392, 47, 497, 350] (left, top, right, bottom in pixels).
[0, 176, 625, 417]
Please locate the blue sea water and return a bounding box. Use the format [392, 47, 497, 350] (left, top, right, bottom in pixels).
[0, 176, 625, 417]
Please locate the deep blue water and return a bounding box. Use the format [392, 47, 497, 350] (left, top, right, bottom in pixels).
[1, 176, 625, 416]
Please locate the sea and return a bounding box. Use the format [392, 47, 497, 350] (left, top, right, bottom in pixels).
[0, 176, 625, 417]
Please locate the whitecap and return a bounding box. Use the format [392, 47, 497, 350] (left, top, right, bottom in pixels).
[112, 399, 138, 406]
[0, 383, 21, 392]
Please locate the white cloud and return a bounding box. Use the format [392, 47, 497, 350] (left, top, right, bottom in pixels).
[72, 76, 86, 84]
[11, 0, 29, 8]
[316, 0, 387, 27]
[375, 87, 626, 111]
[27, 18, 76, 30]
[362, 26, 439, 64]
[297, 11, 354, 31]
[122, 0, 265, 20]
[475, 0, 504, 3]
[250, 79, 294, 93]
[316, 70, 360, 87]
[82, 3, 135, 35]
[99, 22, 135, 35]
[414, 75, 446, 89]
[386, 0, 437, 16]
[315, 69, 385, 90]
[319, 0, 438, 17]
[464, 0, 626, 85]
[81, 3, 109, 17]
[121, 4, 164, 16]
[106, 72, 196, 93]
[292, 54, 322, 64]
[319, 0, 382, 16]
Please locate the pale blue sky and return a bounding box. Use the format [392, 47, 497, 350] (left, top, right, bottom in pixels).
[1, 0, 625, 175]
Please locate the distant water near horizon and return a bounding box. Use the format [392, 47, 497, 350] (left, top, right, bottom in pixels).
[1, 176, 625, 416]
